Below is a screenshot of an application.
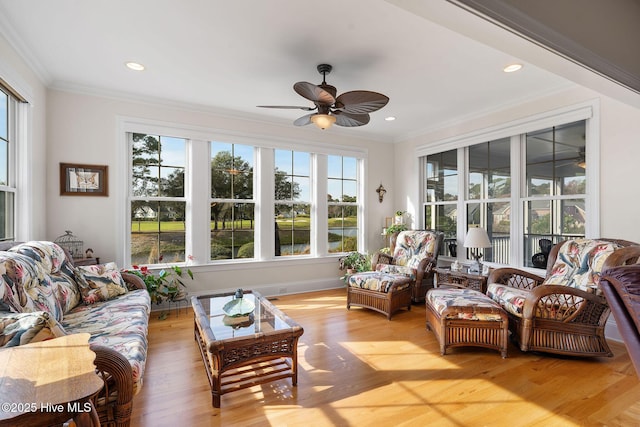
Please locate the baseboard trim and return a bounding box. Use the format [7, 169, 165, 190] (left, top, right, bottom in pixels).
[150, 278, 345, 312]
[605, 317, 623, 343]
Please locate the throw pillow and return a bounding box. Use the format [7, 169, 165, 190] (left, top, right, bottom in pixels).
[75, 262, 128, 304]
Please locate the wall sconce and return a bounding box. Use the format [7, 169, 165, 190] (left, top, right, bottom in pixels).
[376, 184, 386, 203]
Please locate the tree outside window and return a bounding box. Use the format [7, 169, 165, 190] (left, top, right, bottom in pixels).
[328, 155, 358, 253]
[210, 142, 255, 260]
[130, 133, 187, 265]
[275, 149, 310, 256]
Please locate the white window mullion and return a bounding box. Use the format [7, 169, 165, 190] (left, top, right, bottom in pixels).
[511, 134, 524, 267]
[190, 139, 210, 264]
[456, 147, 466, 261]
[257, 147, 274, 260]
[315, 154, 328, 256]
[585, 114, 600, 238]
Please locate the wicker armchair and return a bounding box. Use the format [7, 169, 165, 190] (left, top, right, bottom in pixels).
[487, 238, 640, 357]
[600, 264, 640, 377]
[372, 230, 444, 303]
[347, 230, 443, 319]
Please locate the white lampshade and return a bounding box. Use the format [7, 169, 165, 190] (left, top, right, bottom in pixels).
[463, 227, 491, 249]
[310, 114, 336, 130]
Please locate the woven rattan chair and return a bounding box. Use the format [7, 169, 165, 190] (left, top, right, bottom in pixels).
[487, 238, 640, 357]
[373, 230, 444, 303]
[347, 230, 443, 319]
[600, 264, 640, 377]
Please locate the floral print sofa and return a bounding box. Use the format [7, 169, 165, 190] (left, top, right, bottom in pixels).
[0, 241, 150, 427]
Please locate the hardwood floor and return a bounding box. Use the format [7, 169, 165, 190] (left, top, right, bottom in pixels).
[131, 289, 640, 426]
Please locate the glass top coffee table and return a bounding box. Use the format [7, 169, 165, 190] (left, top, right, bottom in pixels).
[192, 290, 304, 408]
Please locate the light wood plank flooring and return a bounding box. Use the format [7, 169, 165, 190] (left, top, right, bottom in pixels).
[131, 289, 640, 426]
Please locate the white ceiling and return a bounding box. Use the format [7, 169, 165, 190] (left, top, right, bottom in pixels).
[0, 0, 576, 142]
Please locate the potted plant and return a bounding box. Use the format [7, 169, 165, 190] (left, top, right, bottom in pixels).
[394, 210, 405, 224]
[123, 259, 194, 305]
[338, 252, 370, 274]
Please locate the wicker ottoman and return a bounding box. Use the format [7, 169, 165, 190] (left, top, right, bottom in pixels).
[425, 288, 508, 358]
[347, 272, 413, 320]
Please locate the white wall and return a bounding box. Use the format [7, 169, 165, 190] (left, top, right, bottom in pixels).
[45, 89, 395, 297]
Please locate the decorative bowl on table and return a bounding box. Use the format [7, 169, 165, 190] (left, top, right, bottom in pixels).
[222, 313, 255, 329]
[222, 288, 255, 317]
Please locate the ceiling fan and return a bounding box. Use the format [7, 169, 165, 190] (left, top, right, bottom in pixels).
[257, 64, 389, 130]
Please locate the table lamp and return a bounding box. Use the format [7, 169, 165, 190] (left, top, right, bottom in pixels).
[463, 226, 491, 274]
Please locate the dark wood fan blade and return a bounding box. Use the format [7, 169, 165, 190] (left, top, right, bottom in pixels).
[294, 82, 336, 105]
[333, 111, 370, 127]
[257, 105, 316, 111]
[335, 91, 389, 114]
[294, 113, 314, 126]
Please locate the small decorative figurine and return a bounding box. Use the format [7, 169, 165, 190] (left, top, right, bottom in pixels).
[85, 248, 94, 259]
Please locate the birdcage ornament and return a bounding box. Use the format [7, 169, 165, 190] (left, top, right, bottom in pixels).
[54, 230, 84, 259]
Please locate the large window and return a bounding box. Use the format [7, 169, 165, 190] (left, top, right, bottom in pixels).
[210, 142, 255, 260]
[421, 119, 587, 268]
[130, 133, 187, 265]
[424, 149, 458, 257]
[0, 88, 16, 241]
[125, 121, 365, 266]
[523, 121, 586, 264]
[274, 149, 311, 256]
[466, 138, 511, 264]
[327, 155, 359, 253]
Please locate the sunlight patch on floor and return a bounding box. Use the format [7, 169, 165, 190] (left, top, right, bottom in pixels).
[340, 340, 461, 370]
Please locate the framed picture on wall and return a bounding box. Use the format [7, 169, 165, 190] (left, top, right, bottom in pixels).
[60, 163, 108, 196]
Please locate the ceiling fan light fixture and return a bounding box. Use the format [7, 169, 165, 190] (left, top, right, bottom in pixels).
[503, 63, 523, 73]
[311, 113, 336, 130]
[125, 61, 145, 71]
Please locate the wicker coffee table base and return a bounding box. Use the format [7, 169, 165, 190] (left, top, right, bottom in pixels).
[192, 292, 303, 408]
[426, 299, 509, 358]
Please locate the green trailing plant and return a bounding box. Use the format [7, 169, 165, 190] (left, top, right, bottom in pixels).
[385, 223, 408, 235]
[338, 251, 371, 272]
[123, 257, 194, 305]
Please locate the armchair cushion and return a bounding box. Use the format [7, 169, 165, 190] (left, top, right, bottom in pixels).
[348, 271, 411, 293]
[543, 238, 621, 294]
[486, 283, 529, 317]
[392, 230, 438, 269]
[375, 264, 416, 280]
[427, 288, 506, 321]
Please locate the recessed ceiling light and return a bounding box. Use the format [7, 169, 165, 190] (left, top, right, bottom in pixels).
[125, 62, 145, 71]
[503, 64, 523, 73]
[385, 116, 396, 121]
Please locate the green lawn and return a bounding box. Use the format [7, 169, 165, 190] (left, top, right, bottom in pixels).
[131, 216, 357, 232]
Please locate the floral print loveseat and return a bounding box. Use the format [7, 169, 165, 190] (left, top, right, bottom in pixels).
[0, 241, 150, 427]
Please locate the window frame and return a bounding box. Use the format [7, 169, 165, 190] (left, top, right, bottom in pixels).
[0, 87, 17, 241]
[210, 140, 257, 261]
[128, 133, 189, 265]
[117, 117, 367, 268]
[417, 101, 598, 269]
[327, 154, 360, 254]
